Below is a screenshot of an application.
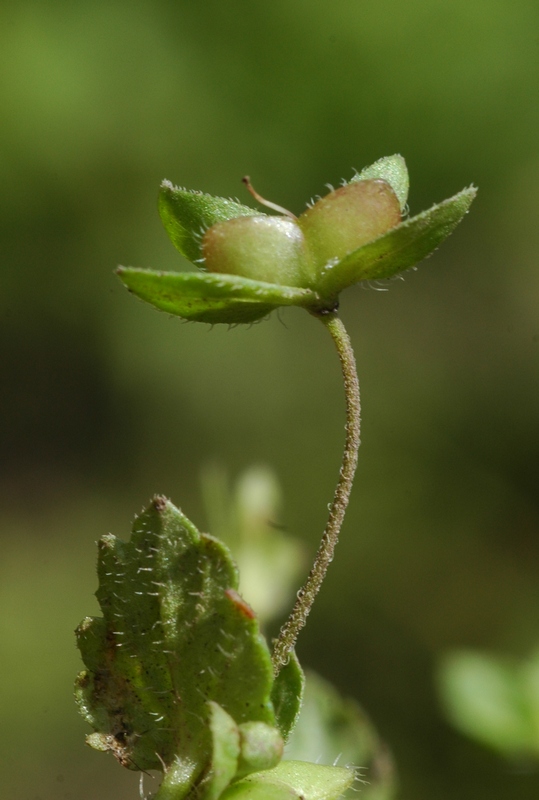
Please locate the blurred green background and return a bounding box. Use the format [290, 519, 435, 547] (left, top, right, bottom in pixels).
[2, 1, 539, 798]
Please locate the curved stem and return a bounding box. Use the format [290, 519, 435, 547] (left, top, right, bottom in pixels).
[271, 311, 361, 674]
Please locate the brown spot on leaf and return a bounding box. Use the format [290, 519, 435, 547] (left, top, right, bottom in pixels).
[225, 588, 256, 619]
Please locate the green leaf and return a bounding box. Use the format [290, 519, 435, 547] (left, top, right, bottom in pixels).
[271, 651, 305, 742]
[201, 465, 305, 627]
[352, 155, 409, 212]
[75, 496, 277, 796]
[317, 186, 477, 298]
[286, 672, 397, 800]
[521, 649, 539, 747]
[116, 267, 320, 324]
[438, 650, 537, 757]
[221, 762, 355, 800]
[159, 181, 258, 263]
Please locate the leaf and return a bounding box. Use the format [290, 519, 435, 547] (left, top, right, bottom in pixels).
[271, 651, 305, 741]
[116, 268, 320, 324]
[75, 496, 277, 797]
[521, 649, 539, 746]
[159, 181, 259, 263]
[352, 155, 409, 212]
[317, 186, 477, 298]
[201, 465, 305, 627]
[437, 650, 537, 757]
[221, 761, 355, 800]
[286, 672, 397, 800]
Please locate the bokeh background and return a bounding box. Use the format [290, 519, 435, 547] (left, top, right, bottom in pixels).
[2, 1, 539, 798]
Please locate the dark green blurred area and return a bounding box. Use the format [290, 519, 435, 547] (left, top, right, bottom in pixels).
[2, 1, 539, 798]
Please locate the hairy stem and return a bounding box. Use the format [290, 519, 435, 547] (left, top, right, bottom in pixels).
[271, 311, 361, 674]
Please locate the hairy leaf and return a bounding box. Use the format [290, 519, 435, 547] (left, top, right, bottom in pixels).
[75, 496, 277, 797]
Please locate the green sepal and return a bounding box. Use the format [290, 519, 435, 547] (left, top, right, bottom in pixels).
[271, 651, 305, 741]
[116, 267, 321, 324]
[221, 761, 355, 800]
[75, 496, 276, 794]
[352, 154, 409, 212]
[317, 186, 477, 299]
[154, 702, 240, 800]
[154, 704, 284, 800]
[197, 703, 242, 800]
[159, 181, 258, 263]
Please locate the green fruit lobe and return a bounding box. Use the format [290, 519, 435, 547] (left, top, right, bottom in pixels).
[202, 216, 313, 288]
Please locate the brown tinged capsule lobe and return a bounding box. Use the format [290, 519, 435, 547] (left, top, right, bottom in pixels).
[202, 177, 401, 290]
[298, 180, 402, 270]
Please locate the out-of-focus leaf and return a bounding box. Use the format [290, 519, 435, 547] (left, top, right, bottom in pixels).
[271, 651, 305, 741]
[159, 181, 258, 263]
[521, 649, 539, 746]
[286, 672, 396, 800]
[116, 268, 319, 324]
[352, 154, 409, 212]
[75, 496, 278, 796]
[317, 187, 477, 298]
[201, 465, 305, 625]
[438, 650, 539, 757]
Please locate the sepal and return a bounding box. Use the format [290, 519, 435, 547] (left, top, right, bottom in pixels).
[317, 186, 477, 298]
[271, 651, 305, 741]
[352, 154, 409, 212]
[159, 180, 258, 262]
[116, 268, 321, 324]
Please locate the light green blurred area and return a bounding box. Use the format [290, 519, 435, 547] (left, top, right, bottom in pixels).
[1, 1, 539, 798]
